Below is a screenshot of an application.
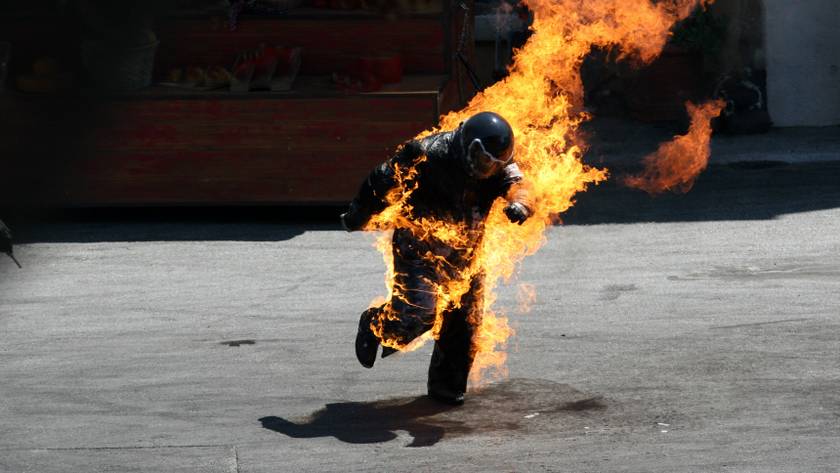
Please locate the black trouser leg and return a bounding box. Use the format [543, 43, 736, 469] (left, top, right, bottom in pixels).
[427, 275, 483, 401]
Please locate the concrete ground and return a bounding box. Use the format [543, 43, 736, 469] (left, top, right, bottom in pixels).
[1, 137, 840, 471]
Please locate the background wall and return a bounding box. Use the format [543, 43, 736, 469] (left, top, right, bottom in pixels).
[764, 0, 840, 127]
[710, 0, 764, 74]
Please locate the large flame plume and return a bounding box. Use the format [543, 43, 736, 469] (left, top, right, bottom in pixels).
[365, 0, 722, 384]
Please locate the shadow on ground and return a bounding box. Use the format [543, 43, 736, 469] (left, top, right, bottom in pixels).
[259, 378, 607, 447]
[2, 207, 342, 243]
[4, 162, 838, 243]
[564, 162, 840, 224]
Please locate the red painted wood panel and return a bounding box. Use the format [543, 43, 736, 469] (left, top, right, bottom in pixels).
[1, 91, 445, 205]
[64, 150, 386, 204]
[0, 12, 460, 207]
[85, 98, 434, 151]
[70, 95, 436, 204]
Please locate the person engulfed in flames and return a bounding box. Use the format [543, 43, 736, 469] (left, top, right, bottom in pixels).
[341, 112, 533, 405]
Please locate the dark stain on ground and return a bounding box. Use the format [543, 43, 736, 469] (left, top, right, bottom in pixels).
[220, 340, 256, 347]
[669, 264, 840, 282]
[259, 378, 608, 447]
[600, 284, 638, 301]
[710, 317, 809, 330]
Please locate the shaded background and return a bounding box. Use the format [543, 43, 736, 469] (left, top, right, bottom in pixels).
[1, 0, 836, 216]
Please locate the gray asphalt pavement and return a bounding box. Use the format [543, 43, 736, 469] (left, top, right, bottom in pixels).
[2, 165, 840, 472]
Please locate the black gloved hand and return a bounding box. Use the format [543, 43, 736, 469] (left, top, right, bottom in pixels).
[340, 202, 367, 232]
[503, 202, 531, 225]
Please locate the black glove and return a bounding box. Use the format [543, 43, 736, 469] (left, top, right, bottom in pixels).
[340, 202, 367, 232]
[503, 202, 531, 225]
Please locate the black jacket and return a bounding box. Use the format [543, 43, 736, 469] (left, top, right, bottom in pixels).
[347, 130, 530, 230]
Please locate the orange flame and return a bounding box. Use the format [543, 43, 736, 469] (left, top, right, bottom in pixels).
[517, 283, 538, 313]
[624, 99, 726, 194]
[365, 0, 718, 385]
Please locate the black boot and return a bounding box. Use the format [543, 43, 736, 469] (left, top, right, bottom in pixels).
[355, 308, 380, 368]
[427, 387, 465, 406]
[427, 343, 467, 406]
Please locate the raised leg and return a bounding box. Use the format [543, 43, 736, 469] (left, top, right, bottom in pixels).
[355, 257, 438, 368]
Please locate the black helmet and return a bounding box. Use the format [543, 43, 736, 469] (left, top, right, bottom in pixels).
[459, 112, 515, 178]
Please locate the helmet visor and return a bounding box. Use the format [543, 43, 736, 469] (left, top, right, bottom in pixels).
[467, 138, 514, 178]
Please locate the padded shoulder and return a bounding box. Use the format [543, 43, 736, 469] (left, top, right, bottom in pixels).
[418, 131, 456, 160]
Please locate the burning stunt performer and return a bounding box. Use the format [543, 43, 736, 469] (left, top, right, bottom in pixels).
[341, 112, 533, 404]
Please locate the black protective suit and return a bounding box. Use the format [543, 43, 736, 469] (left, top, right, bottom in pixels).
[343, 117, 532, 402]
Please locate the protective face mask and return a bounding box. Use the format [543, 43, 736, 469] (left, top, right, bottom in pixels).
[467, 138, 513, 179]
